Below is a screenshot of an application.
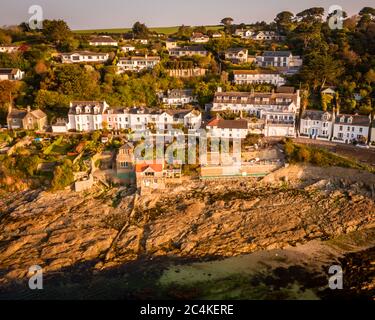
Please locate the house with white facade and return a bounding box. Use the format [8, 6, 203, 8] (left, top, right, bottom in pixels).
[0, 45, 20, 53]
[165, 39, 178, 49]
[224, 48, 248, 64]
[332, 114, 371, 144]
[234, 29, 253, 39]
[89, 36, 118, 46]
[252, 31, 285, 41]
[61, 51, 110, 64]
[300, 110, 334, 140]
[162, 89, 196, 106]
[168, 46, 208, 57]
[117, 55, 160, 73]
[104, 108, 202, 132]
[190, 32, 210, 43]
[0, 68, 24, 81]
[233, 70, 286, 87]
[370, 120, 375, 145]
[211, 32, 222, 39]
[68, 101, 109, 132]
[206, 118, 249, 139]
[121, 45, 136, 52]
[256, 51, 302, 74]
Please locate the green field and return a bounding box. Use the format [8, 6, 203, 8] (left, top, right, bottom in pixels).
[74, 25, 223, 35]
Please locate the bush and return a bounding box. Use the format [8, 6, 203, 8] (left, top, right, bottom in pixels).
[51, 159, 74, 191]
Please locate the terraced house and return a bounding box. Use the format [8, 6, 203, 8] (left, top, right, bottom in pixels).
[300, 110, 334, 140]
[332, 114, 371, 144]
[68, 101, 109, 132]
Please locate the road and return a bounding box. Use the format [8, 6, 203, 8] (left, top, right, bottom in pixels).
[292, 137, 375, 167]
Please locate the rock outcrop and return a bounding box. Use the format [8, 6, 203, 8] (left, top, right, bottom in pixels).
[0, 165, 374, 286]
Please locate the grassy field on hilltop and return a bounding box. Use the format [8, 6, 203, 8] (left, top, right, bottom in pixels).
[74, 25, 223, 35]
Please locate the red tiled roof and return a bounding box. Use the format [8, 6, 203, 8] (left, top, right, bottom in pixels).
[135, 163, 163, 173]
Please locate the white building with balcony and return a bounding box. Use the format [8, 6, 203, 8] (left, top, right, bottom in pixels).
[233, 70, 286, 86]
[117, 55, 160, 73]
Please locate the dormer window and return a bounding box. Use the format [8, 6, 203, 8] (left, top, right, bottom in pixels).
[340, 117, 345, 123]
[94, 107, 99, 114]
[76, 107, 81, 114]
[85, 107, 91, 113]
[347, 117, 353, 124]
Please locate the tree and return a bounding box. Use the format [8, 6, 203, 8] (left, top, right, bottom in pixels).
[359, 7, 375, 17]
[132, 21, 150, 38]
[42, 64, 100, 100]
[364, 69, 375, 84]
[300, 53, 344, 90]
[42, 20, 72, 45]
[221, 17, 234, 26]
[274, 11, 294, 33]
[51, 159, 74, 191]
[296, 7, 325, 24]
[0, 29, 11, 45]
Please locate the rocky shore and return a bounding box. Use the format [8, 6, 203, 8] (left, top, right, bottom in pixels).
[0, 165, 374, 299]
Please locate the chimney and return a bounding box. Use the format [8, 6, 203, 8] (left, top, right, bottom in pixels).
[8, 103, 12, 114]
[27, 106, 31, 113]
[217, 86, 222, 93]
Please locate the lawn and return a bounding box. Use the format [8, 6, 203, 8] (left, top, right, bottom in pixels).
[74, 25, 223, 35]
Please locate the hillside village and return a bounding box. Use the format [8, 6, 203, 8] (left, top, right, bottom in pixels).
[0, 7, 375, 194]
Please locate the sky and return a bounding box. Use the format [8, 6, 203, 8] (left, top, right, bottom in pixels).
[1, 0, 374, 30]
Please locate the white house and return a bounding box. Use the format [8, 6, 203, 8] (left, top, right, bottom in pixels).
[165, 39, 178, 49]
[370, 121, 375, 145]
[256, 51, 302, 74]
[233, 70, 286, 87]
[300, 110, 334, 140]
[234, 29, 253, 39]
[190, 32, 210, 43]
[211, 32, 222, 39]
[252, 31, 285, 41]
[117, 55, 160, 73]
[121, 45, 136, 52]
[68, 101, 109, 132]
[206, 118, 249, 139]
[332, 114, 371, 144]
[136, 39, 148, 45]
[224, 48, 248, 64]
[162, 89, 196, 106]
[0, 45, 19, 53]
[0, 68, 24, 81]
[61, 51, 110, 64]
[168, 46, 208, 57]
[89, 36, 118, 46]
